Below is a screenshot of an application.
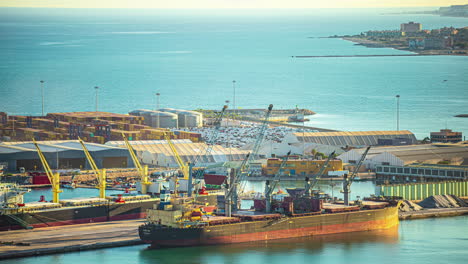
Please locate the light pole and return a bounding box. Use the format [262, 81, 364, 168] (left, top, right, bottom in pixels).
[40, 80, 45, 116]
[232, 80, 236, 112]
[95, 86, 99, 112]
[396, 95, 400, 131]
[156, 93, 160, 110]
[156, 93, 160, 128]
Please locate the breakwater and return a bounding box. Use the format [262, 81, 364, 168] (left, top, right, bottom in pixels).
[294, 54, 442, 58]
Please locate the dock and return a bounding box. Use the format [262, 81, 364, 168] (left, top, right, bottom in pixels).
[0, 219, 145, 260]
[399, 207, 468, 220]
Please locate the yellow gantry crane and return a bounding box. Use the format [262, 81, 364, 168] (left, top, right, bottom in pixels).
[122, 133, 150, 194]
[32, 139, 62, 203]
[163, 132, 189, 179]
[78, 137, 106, 199]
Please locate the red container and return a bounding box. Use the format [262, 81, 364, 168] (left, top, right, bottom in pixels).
[32, 174, 51, 185]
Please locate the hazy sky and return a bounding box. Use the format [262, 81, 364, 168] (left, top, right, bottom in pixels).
[0, 0, 466, 8]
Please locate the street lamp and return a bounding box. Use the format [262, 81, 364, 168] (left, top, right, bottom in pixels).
[40, 80, 45, 116]
[232, 80, 236, 112]
[156, 93, 160, 110]
[156, 92, 161, 128]
[396, 95, 400, 131]
[95, 86, 99, 112]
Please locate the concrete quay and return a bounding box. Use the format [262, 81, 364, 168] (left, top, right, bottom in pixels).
[0, 219, 145, 260]
[247, 173, 375, 182]
[399, 207, 468, 220]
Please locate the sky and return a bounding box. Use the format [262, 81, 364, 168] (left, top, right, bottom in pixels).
[0, 0, 466, 8]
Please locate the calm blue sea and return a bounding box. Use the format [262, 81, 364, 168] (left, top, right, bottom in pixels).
[0, 8, 467, 139]
[4, 216, 468, 264]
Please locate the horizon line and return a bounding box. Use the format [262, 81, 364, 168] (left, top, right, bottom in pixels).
[0, 6, 446, 9]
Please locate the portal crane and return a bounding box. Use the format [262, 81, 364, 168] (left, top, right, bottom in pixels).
[122, 133, 150, 194]
[264, 151, 291, 213]
[304, 151, 336, 197]
[78, 137, 106, 198]
[32, 139, 62, 203]
[341, 146, 371, 206]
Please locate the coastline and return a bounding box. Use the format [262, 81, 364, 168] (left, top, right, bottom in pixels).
[341, 37, 468, 56]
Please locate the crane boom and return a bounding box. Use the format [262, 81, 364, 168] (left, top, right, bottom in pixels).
[78, 137, 106, 198]
[342, 146, 371, 206]
[306, 151, 336, 194]
[32, 139, 62, 203]
[122, 133, 150, 194]
[163, 132, 189, 179]
[236, 104, 273, 194]
[265, 151, 291, 198]
[302, 152, 336, 197]
[194, 105, 228, 179]
[265, 151, 291, 213]
[246, 104, 273, 167]
[225, 153, 250, 200]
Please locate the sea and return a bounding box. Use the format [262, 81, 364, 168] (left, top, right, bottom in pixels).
[1, 7, 468, 263]
[0, 8, 467, 139]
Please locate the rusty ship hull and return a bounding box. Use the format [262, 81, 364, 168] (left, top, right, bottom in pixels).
[139, 205, 399, 247]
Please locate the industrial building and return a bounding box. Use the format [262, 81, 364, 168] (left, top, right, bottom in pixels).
[129, 109, 178, 129]
[0, 140, 132, 172]
[337, 144, 468, 170]
[430, 129, 462, 143]
[282, 130, 416, 148]
[264, 158, 344, 177]
[157, 108, 203, 128]
[106, 139, 249, 168]
[375, 163, 468, 183]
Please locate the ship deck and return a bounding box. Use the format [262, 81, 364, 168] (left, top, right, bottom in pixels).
[0, 219, 145, 260]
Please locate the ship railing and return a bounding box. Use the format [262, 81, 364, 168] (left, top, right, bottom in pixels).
[180, 221, 209, 228]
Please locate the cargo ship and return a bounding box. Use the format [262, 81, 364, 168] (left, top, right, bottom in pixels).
[138, 190, 400, 247]
[0, 183, 159, 231]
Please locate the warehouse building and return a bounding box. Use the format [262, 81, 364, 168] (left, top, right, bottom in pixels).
[0, 140, 132, 172]
[375, 163, 468, 183]
[337, 144, 468, 170]
[106, 139, 249, 167]
[264, 158, 344, 177]
[283, 130, 417, 148]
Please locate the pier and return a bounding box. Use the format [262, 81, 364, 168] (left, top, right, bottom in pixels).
[0, 219, 145, 260]
[294, 54, 443, 58]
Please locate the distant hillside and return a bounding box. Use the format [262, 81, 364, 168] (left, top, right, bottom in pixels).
[437, 4, 468, 18]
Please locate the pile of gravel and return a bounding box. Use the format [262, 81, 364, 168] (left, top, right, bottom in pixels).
[418, 195, 468, 209]
[399, 200, 423, 212]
